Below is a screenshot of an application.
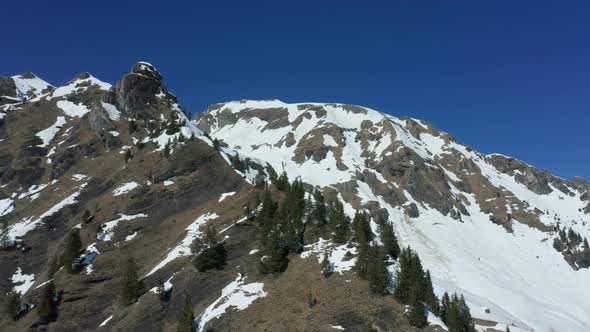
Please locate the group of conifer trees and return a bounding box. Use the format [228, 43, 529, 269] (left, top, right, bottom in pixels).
[254, 172, 475, 330]
[256, 173, 306, 274]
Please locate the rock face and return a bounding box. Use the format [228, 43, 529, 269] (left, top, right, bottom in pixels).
[104, 62, 169, 119]
[0, 77, 18, 105]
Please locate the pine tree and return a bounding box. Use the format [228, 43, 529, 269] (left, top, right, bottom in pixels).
[117, 256, 142, 307]
[163, 139, 171, 158]
[366, 245, 389, 295]
[408, 285, 427, 327]
[177, 293, 195, 332]
[393, 247, 413, 303]
[263, 226, 289, 274]
[440, 292, 451, 324]
[213, 138, 220, 150]
[331, 200, 350, 244]
[379, 221, 400, 259]
[312, 189, 327, 226]
[321, 249, 332, 278]
[275, 171, 290, 191]
[423, 271, 440, 315]
[62, 229, 83, 274]
[254, 172, 266, 189]
[37, 281, 56, 323]
[3, 291, 20, 321]
[353, 211, 372, 245]
[193, 226, 227, 272]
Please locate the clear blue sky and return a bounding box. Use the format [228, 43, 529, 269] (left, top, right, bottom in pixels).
[3, 1, 589, 180]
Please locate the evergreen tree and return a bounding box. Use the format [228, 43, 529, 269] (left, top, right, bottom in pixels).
[440, 292, 476, 332]
[117, 256, 142, 307]
[366, 245, 389, 295]
[312, 189, 327, 226]
[331, 200, 350, 244]
[193, 226, 227, 272]
[408, 285, 427, 327]
[177, 293, 195, 332]
[163, 139, 171, 158]
[275, 171, 290, 191]
[254, 172, 266, 189]
[321, 249, 332, 278]
[379, 221, 400, 260]
[440, 292, 451, 324]
[353, 211, 373, 244]
[423, 271, 440, 315]
[3, 291, 20, 321]
[37, 281, 56, 323]
[262, 226, 289, 274]
[213, 138, 220, 150]
[62, 229, 83, 274]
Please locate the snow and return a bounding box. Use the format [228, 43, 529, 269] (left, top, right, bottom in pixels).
[387, 189, 590, 332]
[112, 181, 139, 196]
[56, 100, 91, 117]
[34, 279, 54, 290]
[12, 74, 52, 97]
[331, 326, 345, 330]
[36, 116, 66, 147]
[301, 238, 358, 274]
[125, 232, 138, 241]
[218, 191, 236, 202]
[195, 274, 267, 331]
[144, 212, 219, 277]
[72, 173, 88, 181]
[427, 311, 448, 330]
[11, 267, 35, 295]
[97, 214, 147, 242]
[163, 180, 174, 186]
[101, 102, 121, 121]
[99, 315, 113, 327]
[51, 74, 111, 98]
[109, 131, 120, 137]
[82, 243, 100, 274]
[0, 198, 15, 217]
[7, 189, 82, 241]
[149, 275, 174, 294]
[248, 249, 260, 255]
[17, 184, 50, 200]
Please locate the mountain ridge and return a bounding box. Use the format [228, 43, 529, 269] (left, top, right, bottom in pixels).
[0, 63, 588, 332]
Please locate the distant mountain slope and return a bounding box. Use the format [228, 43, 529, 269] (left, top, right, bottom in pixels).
[196, 99, 590, 332]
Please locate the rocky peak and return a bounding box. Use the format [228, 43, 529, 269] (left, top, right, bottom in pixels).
[103, 62, 170, 119]
[132, 62, 163, 81]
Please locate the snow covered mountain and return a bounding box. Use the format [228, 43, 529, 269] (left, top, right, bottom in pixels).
[196, 99, 590, 332]
[1, 62, 588, 332]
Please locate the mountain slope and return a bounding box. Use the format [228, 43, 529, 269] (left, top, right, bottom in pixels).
[1, 64, 440, 332]
[196, 99, 590, 332]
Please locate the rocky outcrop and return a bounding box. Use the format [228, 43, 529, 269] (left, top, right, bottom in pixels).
[103, 62, 169, 119]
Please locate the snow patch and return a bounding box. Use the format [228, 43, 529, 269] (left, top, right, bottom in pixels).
[195, 274, 267, 331]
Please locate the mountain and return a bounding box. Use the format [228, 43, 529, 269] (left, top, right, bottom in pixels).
[0, 63, 588, 332]
[196, 100, 590, 331]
